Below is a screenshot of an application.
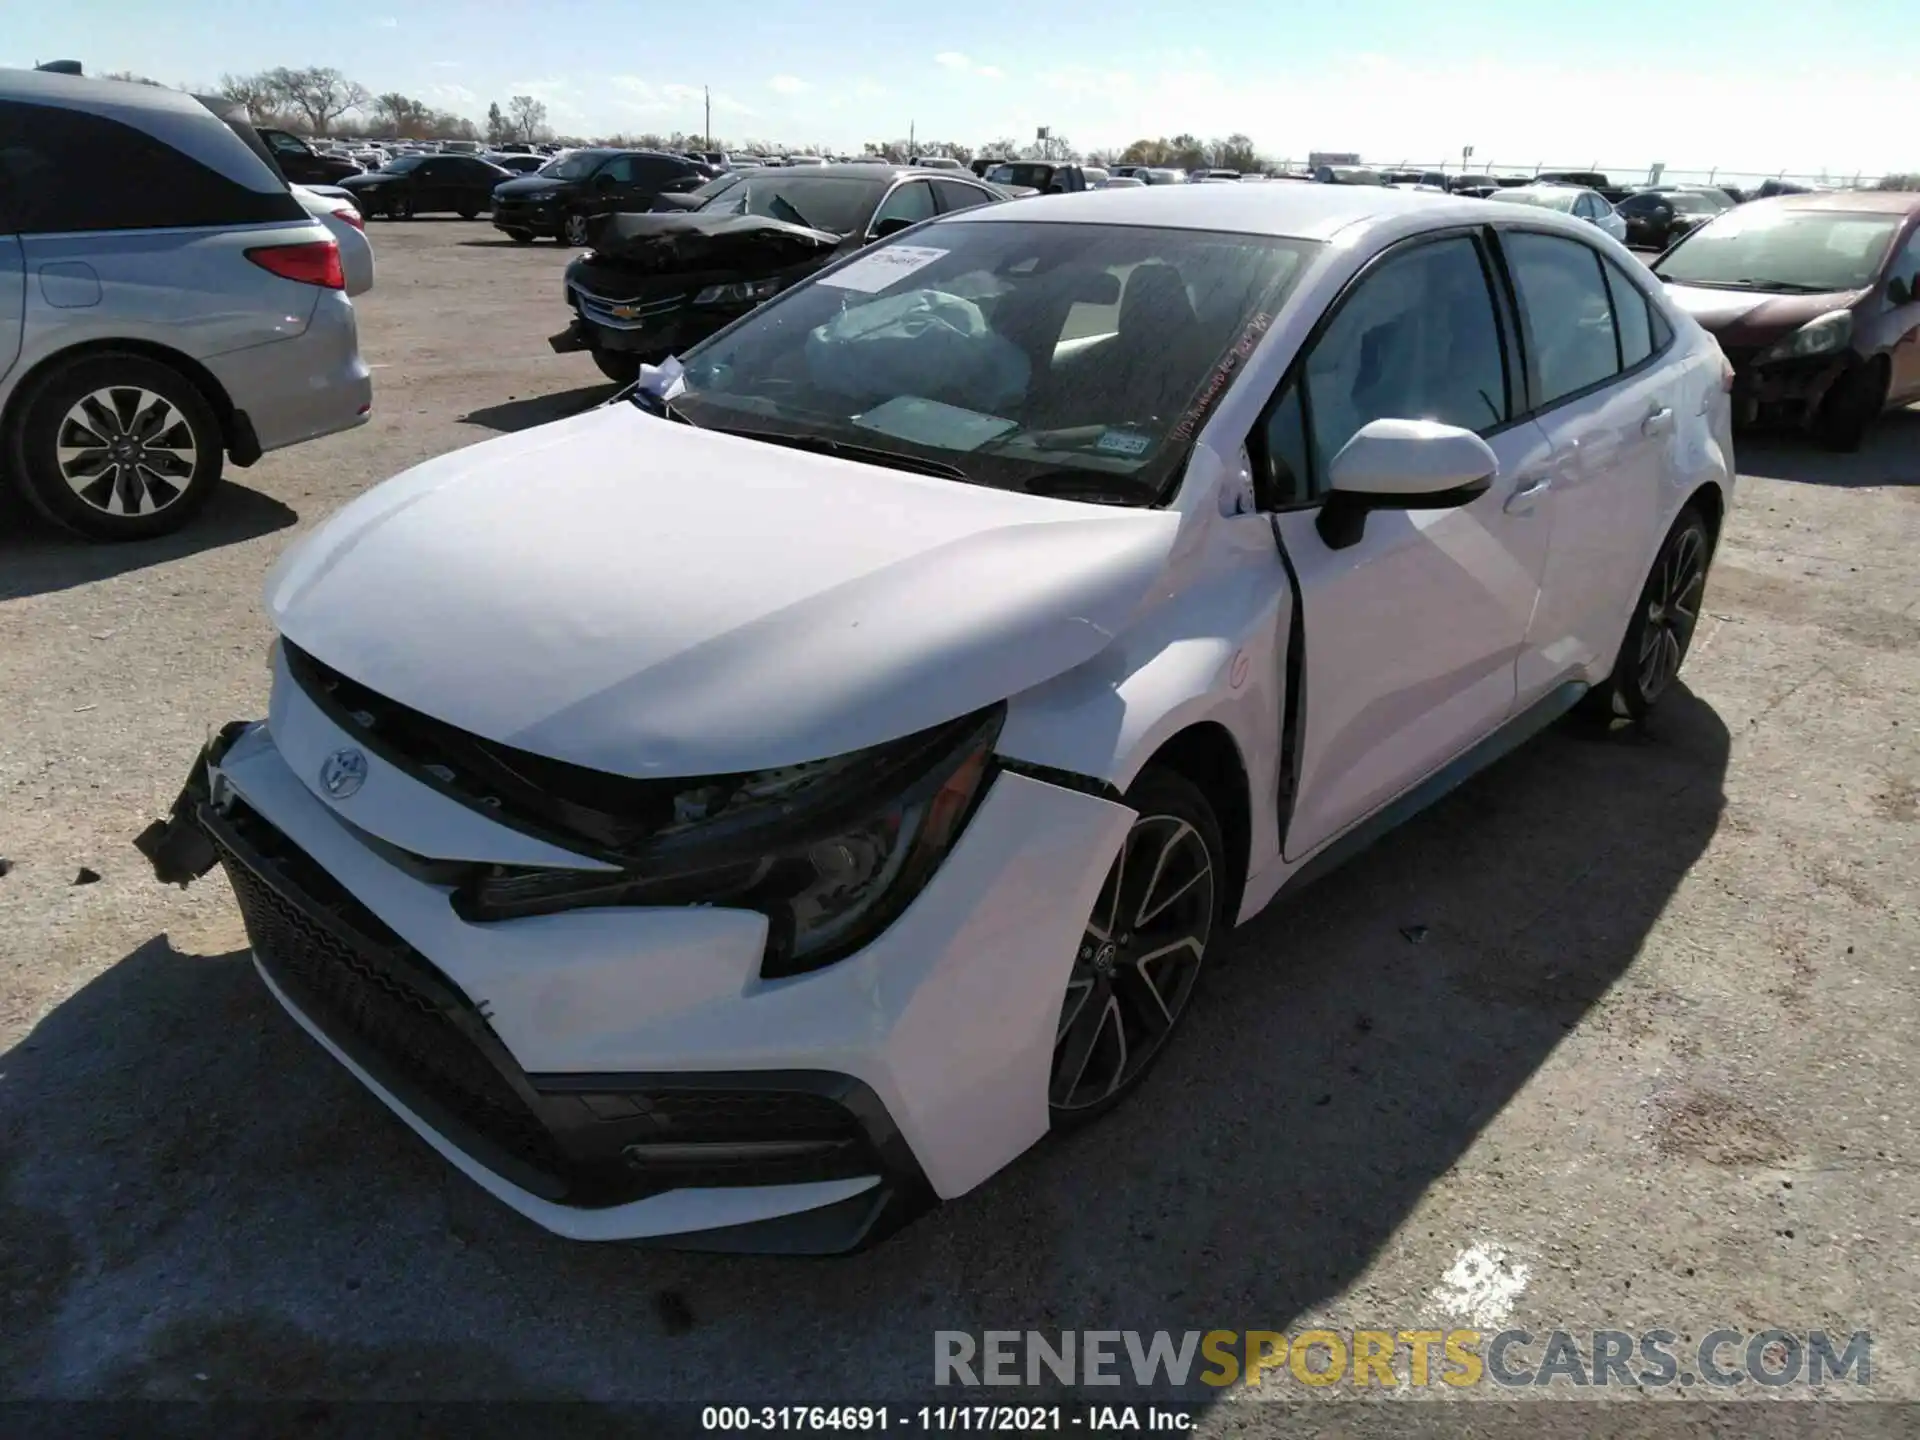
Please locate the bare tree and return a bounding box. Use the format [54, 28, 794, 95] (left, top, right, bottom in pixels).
[101, 70, 167, 87]
[506, 94, 549, 144]
[371, 92, 435, 138]
[217, 71, 281, 121]
[266, 66, 369, 135]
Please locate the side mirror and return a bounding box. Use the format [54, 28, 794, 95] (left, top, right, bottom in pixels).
[1889, 275, 1914, 306]
[870, 215, 915, 240]
[1317, 418, 1497, 549]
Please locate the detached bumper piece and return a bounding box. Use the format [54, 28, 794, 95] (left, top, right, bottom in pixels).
[146, 769, 933, 1252]
[547, 319, 592, 355]
[132, 720, 253, 886]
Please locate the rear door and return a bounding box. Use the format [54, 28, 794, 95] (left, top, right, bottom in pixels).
[1256, 229, 1557, 860]
[1495, 228, 1673, 699]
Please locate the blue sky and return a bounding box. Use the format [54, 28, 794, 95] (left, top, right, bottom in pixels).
[11, 0, 1916, 177]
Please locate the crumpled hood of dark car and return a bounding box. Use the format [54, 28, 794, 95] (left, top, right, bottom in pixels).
[588, 211, 842, 273]
[1661, 283, 1865, 346]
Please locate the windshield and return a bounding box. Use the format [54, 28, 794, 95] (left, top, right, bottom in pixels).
[1492, 188, 1578, 212]
[380, 155, 428, 174]
[695, 174, 887, 233]
[1655, 209, 1900, 293]
[543, 151, 612, 181]
[672, 221, 1317, 506]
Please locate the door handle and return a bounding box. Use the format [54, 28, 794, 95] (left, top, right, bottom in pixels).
[1503, 475, 1552, 514]
[1642, 405, 1674, 437]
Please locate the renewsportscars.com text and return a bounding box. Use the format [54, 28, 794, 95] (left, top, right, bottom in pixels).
[934, 1329, 1871, 1389]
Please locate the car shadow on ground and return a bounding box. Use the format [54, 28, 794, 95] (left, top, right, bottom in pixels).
[0, 689, 1727, 1401]
[0, 482, 297, 604]
[459, 385, 618, 434]
[458, 237, 573, 250]
[1736, 405, 1920, 487]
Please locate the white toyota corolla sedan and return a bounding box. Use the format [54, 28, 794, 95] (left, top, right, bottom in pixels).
[139, 184, 1734, 1252]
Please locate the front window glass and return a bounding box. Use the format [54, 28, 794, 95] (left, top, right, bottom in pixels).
[1505, 232, 1621, 403]
[675, 221, 1318, 505]
[1299, 236, 1509, 481]
[1655, 209, 1901, 293]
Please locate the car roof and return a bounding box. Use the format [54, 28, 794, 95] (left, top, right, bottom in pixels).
[1765, 189, 1920, 215]
[940, 181, 1503, 240]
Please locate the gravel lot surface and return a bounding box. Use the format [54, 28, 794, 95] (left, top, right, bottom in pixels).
[2, 220, 1917, 1423]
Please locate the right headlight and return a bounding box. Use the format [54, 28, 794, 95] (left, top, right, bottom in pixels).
[453, 707, 1002, 978]
[1759, 309, 1852, 362]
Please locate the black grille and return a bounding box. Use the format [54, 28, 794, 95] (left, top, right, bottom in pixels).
[208, 813, 569, 1186]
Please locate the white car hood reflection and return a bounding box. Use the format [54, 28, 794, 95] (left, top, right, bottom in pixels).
[267, 403, 1181, 777]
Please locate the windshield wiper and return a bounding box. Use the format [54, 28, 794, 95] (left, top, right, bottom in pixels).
[704, 426, 971, 479]
[1731, 278, 1830, 293]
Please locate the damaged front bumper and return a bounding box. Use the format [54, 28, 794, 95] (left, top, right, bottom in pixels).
[133, 696, 1132, 1250]
[1726, 350, 1851, 428]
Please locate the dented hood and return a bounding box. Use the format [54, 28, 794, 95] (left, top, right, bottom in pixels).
[266, 404, 1181, 778]
[588, 210, 842, 273]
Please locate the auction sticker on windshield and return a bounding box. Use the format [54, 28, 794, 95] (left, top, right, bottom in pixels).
[818, 245, 950, 294]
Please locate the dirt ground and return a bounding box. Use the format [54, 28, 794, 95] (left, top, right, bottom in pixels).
[1, 220, 1917, 1422]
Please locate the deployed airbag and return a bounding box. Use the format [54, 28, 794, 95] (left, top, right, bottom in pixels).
[804, 289, 1030, 413]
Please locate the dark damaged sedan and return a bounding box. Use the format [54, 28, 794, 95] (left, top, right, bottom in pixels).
[550, 164, 1010, 383]
[1653, 189, 1920, 450]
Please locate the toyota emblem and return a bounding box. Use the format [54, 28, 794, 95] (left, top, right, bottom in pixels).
[319, 747, 368, 800]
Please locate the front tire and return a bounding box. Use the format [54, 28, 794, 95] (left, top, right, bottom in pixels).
[1580, 506, 1712, 725]
[388, 193, 414, 220]
[590, 349, 643, 385]
[504, 228, 533, 244]
[6, 353, 224, 542]
[1813, 358, 1886, 453]
[457, 205, 480, 221]
[563, 213, 592, 247]
[1049, 768, 1222, 1127]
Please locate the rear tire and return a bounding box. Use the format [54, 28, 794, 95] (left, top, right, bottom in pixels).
[1578, 506, 1712, 726]
[6, 353, 224, 542]
[590, 349, 643, 385]
[1812, 359, 1886, 453]
[1048, 767, 1222, 1128]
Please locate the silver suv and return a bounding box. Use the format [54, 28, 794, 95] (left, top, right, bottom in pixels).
[0, 69, 373, 541]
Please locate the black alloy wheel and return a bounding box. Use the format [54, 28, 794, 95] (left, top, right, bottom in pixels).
[1582, 506, 1712, 724]
[1049, 769, 1221, 1123]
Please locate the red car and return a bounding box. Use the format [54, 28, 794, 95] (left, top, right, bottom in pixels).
[1653, 189, 1920, 449]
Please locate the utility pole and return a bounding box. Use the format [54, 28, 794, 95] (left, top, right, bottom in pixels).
[704, 86, 711, 152]
[909, 119, 916, 157]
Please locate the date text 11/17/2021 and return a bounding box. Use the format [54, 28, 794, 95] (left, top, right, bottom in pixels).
[700, 1406, 1195, 1431]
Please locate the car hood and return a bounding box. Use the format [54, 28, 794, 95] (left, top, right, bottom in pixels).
[587, 211, 842, 273]
[494, 175, 572, 197]
[1659, 282, 1864, 345]
[265, 404, 1182, 778]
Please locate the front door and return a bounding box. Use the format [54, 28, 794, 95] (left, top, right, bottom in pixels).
[1253, 230, 1556, 861]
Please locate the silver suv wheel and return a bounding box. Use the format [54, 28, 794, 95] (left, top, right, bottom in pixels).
[57, 386, 200, 517]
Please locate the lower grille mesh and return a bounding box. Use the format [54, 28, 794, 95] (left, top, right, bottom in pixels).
[211, 824, 568, 1180]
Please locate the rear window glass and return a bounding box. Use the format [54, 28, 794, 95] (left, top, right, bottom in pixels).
[0, 99, 302, 234]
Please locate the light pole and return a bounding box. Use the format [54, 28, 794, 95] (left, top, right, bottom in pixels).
[704, 86, 711, 152]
